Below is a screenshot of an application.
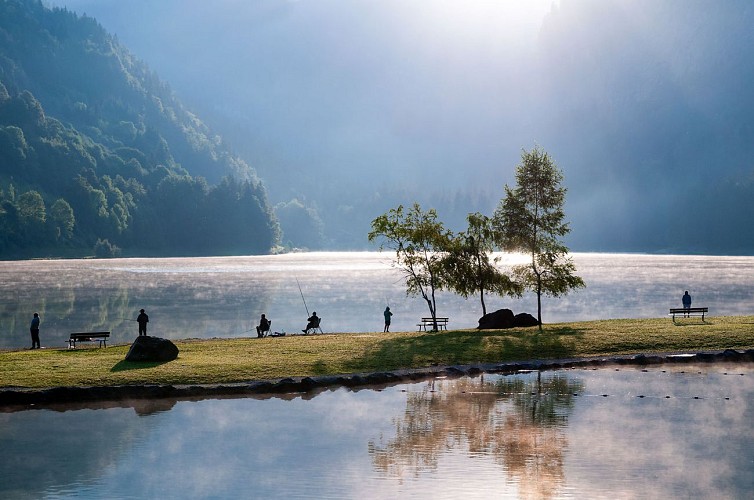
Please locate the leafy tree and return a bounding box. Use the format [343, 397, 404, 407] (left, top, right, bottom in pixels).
[17, 190, 46, 225]
[493, 147, 584, 330]
[443, 212, 521, 316]
[369, 203, 452, 330]
[50, 198, 74, 240]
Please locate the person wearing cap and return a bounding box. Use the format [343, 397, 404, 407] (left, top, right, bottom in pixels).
[137, 309, 149, 336]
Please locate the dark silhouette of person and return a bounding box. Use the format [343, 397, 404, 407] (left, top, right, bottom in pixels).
[256, 314, 271, 338]
[137, 309, 149, 336]
[682, 291, 692, 317]
[303, 312, 320, 334]
[29, 312, 40, 349]
[383, 306, 393, 332]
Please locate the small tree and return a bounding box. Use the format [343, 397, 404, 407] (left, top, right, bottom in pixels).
[493, 146, 584, 330]
[368, 203, 451, 330]
[443, 212, 521, 316]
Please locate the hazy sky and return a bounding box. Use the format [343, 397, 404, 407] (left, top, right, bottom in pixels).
[46, 0, 558, 191]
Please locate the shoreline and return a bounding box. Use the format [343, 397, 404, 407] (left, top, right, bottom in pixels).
[2, 348, 752, 411]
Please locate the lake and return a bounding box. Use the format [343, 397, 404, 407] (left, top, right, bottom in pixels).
[1, 252, 754, 349]
[2, 363, 753, 499]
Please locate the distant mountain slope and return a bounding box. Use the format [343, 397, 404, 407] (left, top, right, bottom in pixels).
[0, 0, 279, 257]
[46, 0, 754, 254]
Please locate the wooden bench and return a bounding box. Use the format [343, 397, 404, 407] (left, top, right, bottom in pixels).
[417, 317, 448, 331]
[68, 331, 110, 348]
[669, 307, 708, 321]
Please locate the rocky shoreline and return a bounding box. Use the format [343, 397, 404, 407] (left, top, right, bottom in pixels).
[2, 348, 753, 411]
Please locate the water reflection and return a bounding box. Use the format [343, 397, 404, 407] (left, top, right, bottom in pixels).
[369, 373, 583, 498]
[2, 365, 751, 498]
[2, 252, 754, 349]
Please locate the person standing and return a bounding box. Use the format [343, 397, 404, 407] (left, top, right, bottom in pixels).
[682, 291, 692, 317]
[383, 306, 393, 332]
[137, 309, 149, 336]
[29, 312, 40, 349]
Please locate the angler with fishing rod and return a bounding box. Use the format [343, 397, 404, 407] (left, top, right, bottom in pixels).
[297, 278, 323, 334]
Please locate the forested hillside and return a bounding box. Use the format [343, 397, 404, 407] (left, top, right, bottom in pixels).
[63, 0, 754, 254]
[0, 0, 279, 258]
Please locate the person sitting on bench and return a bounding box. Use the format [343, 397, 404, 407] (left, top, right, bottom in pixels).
[256, 314, 271, 338]
[303, 312, 321, 334]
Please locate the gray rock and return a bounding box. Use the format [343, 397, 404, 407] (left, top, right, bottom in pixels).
[125, 336, 179, 362]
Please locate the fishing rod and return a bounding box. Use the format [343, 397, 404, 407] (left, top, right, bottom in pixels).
[296, 277, 310, 317]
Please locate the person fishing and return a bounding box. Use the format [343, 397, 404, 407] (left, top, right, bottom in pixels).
[383, 306, 393, 332]
[137, 308, 149, 336]
[296, 278, 322, 334]
[303, 312, 320, 334]
[256, 314, 271, 338]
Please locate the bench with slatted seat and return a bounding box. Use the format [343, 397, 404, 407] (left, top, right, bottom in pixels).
[669, 307, 708, 321]
[417, 317, 448, 331]
[68, 331, 110, 348]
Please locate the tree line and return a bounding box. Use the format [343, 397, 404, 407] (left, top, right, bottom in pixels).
[369, 147, 585, 330]
[0, 1, 279, 257]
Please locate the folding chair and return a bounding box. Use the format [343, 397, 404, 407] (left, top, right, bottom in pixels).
[303, 317, 323, 334]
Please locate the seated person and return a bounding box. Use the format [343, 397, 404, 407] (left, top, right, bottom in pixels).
[256, 314, 271, 338]
[302, 312, 320, 334]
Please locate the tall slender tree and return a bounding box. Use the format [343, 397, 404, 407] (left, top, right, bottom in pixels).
[493, 146, 584, 330]
[369, 203, 451, 330]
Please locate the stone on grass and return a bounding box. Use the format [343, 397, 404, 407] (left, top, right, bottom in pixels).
[477, 309, 515, 329]
[125, 336, 179, 362]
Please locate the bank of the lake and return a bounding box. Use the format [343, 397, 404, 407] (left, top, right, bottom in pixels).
[2, 316, 754, 406]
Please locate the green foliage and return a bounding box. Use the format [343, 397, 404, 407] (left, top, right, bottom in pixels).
[49, 198, 74, 239]
[369, 203, 452, 326]
[493, 147, 585, 328]
[442, 212, 522, 316]
[0, 0, 278, 257]
[275, 198, 325, 250]
[93, 237, 120, 258]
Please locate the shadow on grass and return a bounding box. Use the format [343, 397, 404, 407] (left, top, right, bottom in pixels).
[342, 328, 580, 373]
[110, 359, 173, 372]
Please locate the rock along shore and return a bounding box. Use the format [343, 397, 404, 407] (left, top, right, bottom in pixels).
[1, 349, 753, 411]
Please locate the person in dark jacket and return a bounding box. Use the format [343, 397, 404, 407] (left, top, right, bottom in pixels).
[256, 314, 271, 337]
[137, 309, 149, 336]
[682, 291, 692, 317]
[383, 306, 393, 332]
[29, 312, 40, 349]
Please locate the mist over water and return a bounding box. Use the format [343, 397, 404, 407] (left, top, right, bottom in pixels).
[1, 252, 752, 349]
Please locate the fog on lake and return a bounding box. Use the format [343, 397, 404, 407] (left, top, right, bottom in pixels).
[1, 252, 753, 349]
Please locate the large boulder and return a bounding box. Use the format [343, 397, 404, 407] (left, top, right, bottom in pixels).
[513, 313, 539, 328]
[477, 308, 515, 329]
[125, 336, 179, 362]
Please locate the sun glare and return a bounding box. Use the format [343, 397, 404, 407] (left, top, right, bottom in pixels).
[414, 0, 557, 43]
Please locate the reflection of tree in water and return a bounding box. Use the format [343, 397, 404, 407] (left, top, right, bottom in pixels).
[369, 372, 583, 498]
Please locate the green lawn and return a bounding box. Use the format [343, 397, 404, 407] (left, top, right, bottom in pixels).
[2, 315, 754, 389]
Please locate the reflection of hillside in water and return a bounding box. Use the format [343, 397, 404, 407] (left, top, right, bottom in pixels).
[369, 373, 583, 499]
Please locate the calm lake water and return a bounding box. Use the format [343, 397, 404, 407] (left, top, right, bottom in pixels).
[2, 364, 753, 499]
[1, 252, 753, 349]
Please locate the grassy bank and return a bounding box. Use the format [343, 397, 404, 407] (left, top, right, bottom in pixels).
[2, 316, 754, 389]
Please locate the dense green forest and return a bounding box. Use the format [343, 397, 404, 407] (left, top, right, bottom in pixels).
[0, 0, 279, 257]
